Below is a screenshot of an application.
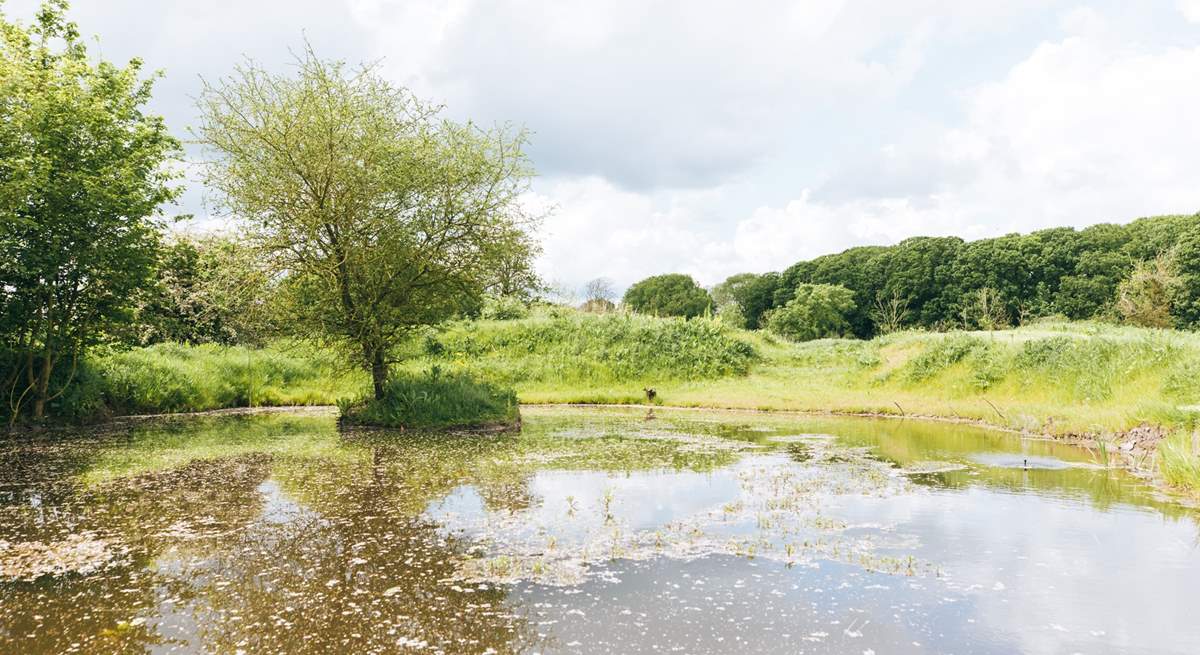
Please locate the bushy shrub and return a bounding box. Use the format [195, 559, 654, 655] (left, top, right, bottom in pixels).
[340, 369, 518, 430]
[1116, 254, 1180, 328]
[479, 294, 530, 321]
[968, 345, 1008, 390]
[764, 284, 856, 342]
[0, 352, 109, 425]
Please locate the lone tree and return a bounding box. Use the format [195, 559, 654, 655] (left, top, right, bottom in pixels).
[0, 1, 181, 421]
[197, 47, 537, 399]
[580, 277, 616, 313]
[623, 273, 711, 318]
[583, 277, 616, 304]
[870, 289, 910, 335]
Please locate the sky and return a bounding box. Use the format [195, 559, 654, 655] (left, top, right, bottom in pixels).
[5, 0, 1200, 294]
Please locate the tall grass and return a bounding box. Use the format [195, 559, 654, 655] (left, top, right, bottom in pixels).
[1160, 431, 1200, 492]
[340, 369, 519, 430]
[5, 341, 367, 423]
[11, 309, 1200, 494]
[854, 326, 1199, 410]
[409, 311, 757, 387]
[97, 341, 364, 414]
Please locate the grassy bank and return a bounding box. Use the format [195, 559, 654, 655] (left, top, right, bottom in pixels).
[29, 341, 364, 422]
[396, 311, 757, 404]
[398, 314, 1200, 492]
[405, 316, 1197, 431]
[15, 311, 1200, 493]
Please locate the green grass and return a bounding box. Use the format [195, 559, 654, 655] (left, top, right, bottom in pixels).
[443, 319, 1198, 436]
[97, 341, 365, 414]
[339, 369, 519, 430]
[1160, 430, 1200, 491]
[31, 341, 366, 422]
[393, 314, 1200, 492]
[25, 310, 1200, 493]
[402, 309, 758, 388]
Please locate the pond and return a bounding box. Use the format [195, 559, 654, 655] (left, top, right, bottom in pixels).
[1, 406, 1197, 654]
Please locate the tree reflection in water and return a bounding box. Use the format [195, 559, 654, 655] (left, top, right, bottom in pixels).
[1, 427, 537, 654]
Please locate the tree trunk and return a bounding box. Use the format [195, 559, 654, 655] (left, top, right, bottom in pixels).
[31, 352, 53, 420]
[370, 349, 388, 400]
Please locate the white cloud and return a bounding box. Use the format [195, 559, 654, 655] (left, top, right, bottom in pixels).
[4, 1, 1196, 290]
[354, 0, 1051, 189]
[1179, 0, 1200, 22]
[531, 178, 744, 290]
[536, 25, 1200, 286]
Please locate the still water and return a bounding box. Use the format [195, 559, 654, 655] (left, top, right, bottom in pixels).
[1, 406, 1197, 654]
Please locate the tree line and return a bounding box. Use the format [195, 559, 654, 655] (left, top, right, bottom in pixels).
[616, 213, 1200, 340]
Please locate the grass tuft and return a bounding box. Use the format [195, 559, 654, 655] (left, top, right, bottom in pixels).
[340, 369, 519, 430]
[1159, 431, 1200, 492]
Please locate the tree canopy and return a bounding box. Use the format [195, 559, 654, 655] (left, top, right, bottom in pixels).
[764, 283, 856, 341]
[711, 272, 780, 330]
[774, 214, 1200, 335]
[134, 235, 277, 346]
[0, 0, 181, 420]
[196, 45, 538, 398]
[622, 274, 712, 318]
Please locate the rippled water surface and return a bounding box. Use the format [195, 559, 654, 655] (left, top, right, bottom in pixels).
[1, 406, 1197, 654]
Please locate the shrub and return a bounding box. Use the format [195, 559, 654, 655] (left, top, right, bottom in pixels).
[1, 356, 110, 425]
[1116, 254, 1180, 328]
[764, 284, 856, 342]
[340, 369, 519, 430]
[969, 346, 1008, 390]
[579, 298, 617, 314]
[716, 302, 747, 329]
[480, 294, 530, 321]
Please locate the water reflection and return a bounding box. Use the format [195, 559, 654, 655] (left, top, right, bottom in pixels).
[0, 406, 1197, 654]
